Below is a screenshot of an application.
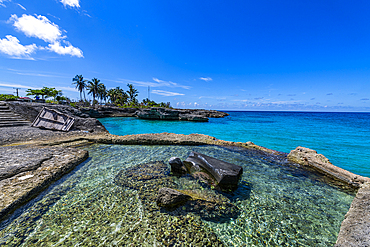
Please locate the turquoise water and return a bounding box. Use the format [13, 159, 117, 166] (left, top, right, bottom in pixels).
[0, 145, 354, 246]
[99, 111, 370, 177]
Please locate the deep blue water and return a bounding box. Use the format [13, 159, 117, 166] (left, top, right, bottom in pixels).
[99, 111, 370, 177]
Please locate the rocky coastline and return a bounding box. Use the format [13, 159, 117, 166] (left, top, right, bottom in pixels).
[81, 105, 229, 121]
[0, 102, 369, 246]
[7, 101, 229, 124]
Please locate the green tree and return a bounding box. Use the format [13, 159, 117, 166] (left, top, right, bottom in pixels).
[107, 87, 128, 106]
[26, 87, 60, 100]
[72, 75, 87, 101]
[127, 83, 138, 105]
[97, 83, 107, 104]
[50, 88, 62, 101]
[87, 78, 103, 105]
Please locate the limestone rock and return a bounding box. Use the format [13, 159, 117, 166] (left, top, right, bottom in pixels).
[169, 157, 187, 175]
[184, 152, 243, 191]
[7, 102, 107, 133]
[0, 146, 89, 220]
[137, 108, 179, 120]
[288, 146, 370, 188]
[137, 107, 209, 121]
[156, 187, 191, 207]
[80, 106, 138, 118]
[334, 182, 370, 247]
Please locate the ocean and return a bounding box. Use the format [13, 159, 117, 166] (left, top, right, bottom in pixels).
[99, 111, 370, 177]
[1, 111, 364, 246]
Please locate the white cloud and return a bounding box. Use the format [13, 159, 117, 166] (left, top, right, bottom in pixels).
[17, 3, 26, 10]
[115, 78, 190, 89]
[58, 86, 78, 92]
[151, 90, 184, 96]
[0, 82, 38, 89]
[60, 0, 80, 8]
[46, 41, 83, 57]
[0, 35, 37, 59]
[0, 0, 9, 7]
[199, 77, 212, 82]
[152, 78, 191, 89]
[10, 14, 63, 43]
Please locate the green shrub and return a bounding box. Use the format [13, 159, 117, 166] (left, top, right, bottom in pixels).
[0, 94, 19, 101]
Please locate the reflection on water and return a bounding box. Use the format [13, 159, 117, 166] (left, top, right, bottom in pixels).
[0, 145, 354, 246]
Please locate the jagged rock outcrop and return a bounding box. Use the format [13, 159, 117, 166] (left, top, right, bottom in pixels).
[137, 107, 180, 120]
[288, 146, 370, 188]
[7, 102, 107, 133]
[79, 106, 138, 118]
[137, 107, 209, 121]
[169, 152, 243, 191]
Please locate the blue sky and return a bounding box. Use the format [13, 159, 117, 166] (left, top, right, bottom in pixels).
[0, 0, 369, 111]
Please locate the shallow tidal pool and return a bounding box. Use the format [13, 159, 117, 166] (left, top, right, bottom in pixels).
[0, 144, 354, 246]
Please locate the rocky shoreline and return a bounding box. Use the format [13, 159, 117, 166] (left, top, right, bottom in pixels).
[0, 145, 88, 220]
[0, 103, 369, 246]
[80, 105, 229, 121]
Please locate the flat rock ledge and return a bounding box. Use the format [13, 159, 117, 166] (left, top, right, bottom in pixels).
[22, 132, 276, 154]
[288, 146, 370, 188]
[0, 146, 88, 220]
[334, 182, 370, 247]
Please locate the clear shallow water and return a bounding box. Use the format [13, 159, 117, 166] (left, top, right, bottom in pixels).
[0, 144, 354, 246]
[99, 111, 370, 177]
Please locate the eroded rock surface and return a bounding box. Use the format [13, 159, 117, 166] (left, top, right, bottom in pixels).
[335, 182, 370, 247]
[288, 146, 370, 188]
[0, 146, 88, 220]
[7, 101, 107, 133]
[184, 151, 243, 191]
[137, 107, 208, 121]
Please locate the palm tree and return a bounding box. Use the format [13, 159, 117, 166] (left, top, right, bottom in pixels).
[97, 84, 107, 104]
[107, 87, 128, 105]
[72, 75, 87, 101]
[87, 78, 102, 105]
[127, 83, 138, 105]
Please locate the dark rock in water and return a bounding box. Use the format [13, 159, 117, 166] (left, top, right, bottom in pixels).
[137, 107, 209, 122]
[113, 161, 234, 246]
[156, 187, 192, 207]
[184, 152, 243, 191]
[114, 161, 239, 222]
[169, 157, 187, 175]
[137, 107, 179, 120]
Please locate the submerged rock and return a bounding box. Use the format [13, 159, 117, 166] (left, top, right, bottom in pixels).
[169, 157, 187, 175]
[156, 187, 191, 207]
[184, 152, 243, 191]
[114, 161, 237, 245]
